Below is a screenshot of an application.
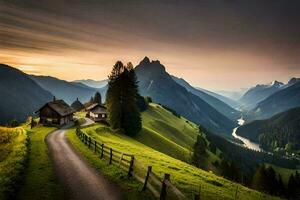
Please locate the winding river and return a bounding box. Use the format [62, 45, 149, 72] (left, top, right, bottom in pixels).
[232, 118, 263, 152]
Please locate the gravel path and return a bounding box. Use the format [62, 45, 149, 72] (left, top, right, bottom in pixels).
[46, 121, 123, 200]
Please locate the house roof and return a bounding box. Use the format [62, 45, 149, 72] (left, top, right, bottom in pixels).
[71, 98, 84, 111]
[86, 103, 98, 111]
[89, 104, 107, 114]
[40, 100, 76, 116]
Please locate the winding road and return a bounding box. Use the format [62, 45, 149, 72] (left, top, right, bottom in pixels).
[46, 119, 123, 200]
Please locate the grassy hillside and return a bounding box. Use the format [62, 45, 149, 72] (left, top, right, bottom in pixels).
[137, 103, 219, 171]
[0, 127, 28, 200]
[71, 123, 277, 200]
[17, 126, 65, 200]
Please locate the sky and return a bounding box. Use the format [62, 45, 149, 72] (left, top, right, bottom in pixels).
[0, 0, 300, 91]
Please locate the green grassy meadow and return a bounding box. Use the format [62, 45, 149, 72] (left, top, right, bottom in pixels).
[137, 103, 220, 171]
[0, 127, 28, 200]
[68, 103, 279, 200]
[16, 126, 65, 200]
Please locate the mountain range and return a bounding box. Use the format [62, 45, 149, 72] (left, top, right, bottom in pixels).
[0, 64, 52, 125]
[197, 87, 241, 109]
[73, 79, 108, 89]
[134, 57, 235, 135]
[239, 81, 284, 110]
[252, 80, 300, 119]
[2, 59, 300, 137]
[172, 76, 240, 121]
[30, 75, 106, 104]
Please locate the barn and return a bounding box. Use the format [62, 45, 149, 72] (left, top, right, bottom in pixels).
[38, 99, 75, 125]
[86, 103, 107, 122]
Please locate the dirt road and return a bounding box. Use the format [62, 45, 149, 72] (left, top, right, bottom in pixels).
[46, 123, 123, 200]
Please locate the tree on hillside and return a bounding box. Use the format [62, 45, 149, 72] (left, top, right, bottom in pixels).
[93, 92, 102, 104]
[288, 171, 300, 199]
[106, 61, 142, 136]
[252, 165, 282, 195]
[277, 174, 285, 197]
[252, 164, 268, 192]
[192, 135, 207, 167]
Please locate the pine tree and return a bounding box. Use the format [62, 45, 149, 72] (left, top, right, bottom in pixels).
[252, 164, 268, 192]
[106, 61, 125, 129]
[192, 135, 207, 167]
[265, 166, 278, 195]
[277, 174, 285, 197]
[93, 92, 102, 104]
[106, 61, 142, 136]
[288, 174, 296, 198]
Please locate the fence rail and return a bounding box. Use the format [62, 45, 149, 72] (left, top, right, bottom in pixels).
[75, 127, 189, 200]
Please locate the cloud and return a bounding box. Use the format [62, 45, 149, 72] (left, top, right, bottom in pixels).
[0, 0, 300, 90]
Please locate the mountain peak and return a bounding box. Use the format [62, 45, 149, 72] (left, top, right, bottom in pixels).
[136, 57, 166, 73]
[140, 56, 151, 65]
[271, 80, 283, 87]
[288, 77, 300, 85]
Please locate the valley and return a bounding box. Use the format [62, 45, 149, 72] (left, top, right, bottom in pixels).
[1, 60, 300, 200]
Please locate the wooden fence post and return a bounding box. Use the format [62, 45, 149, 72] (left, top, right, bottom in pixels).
[88, 137, 91, 148]
[142, 166, 152, 191]
[109, 148, 113, 164]
[160, 174, 170, 200]
[234, 185, 239, 200]
[94, 141, 97, 152]
[128, 156, 135, 177]
[100, 144, 104, 159]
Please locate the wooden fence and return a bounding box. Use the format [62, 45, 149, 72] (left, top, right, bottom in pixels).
[75, 128, 190, 200]
[76, 127, 280, 200]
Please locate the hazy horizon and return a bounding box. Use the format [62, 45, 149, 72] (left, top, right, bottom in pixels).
[1, 0, 300, 90]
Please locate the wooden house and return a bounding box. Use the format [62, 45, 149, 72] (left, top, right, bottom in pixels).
[86, 103, 107, 122]
[38, 99, 75, 125]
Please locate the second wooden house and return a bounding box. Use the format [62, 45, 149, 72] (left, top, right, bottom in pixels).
[86, 103, 107, 122]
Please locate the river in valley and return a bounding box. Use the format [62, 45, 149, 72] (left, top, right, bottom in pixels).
[232, 118, 263, 152]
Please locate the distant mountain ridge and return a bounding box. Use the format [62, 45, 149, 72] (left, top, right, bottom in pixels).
[239, 81, 284, 110]
[30, 75, 106, 104]
[172, 76, 240, 121]
[252, 80, 300, 119]
[0, 64, 53, 124]
[73, 79, 108, 89]
[196, 88, 241, 109]
[135, 57, 235, 135]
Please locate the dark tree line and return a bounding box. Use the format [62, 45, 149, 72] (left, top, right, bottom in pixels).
[192, 125, 300, 198]
[287, 171, 300, 199]
[252, 165, 285, 196]
[106, 61, 142, 136]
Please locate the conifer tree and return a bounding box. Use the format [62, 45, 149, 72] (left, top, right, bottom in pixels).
[192, 135, 207, 167]
[106, 61, 142, 136]
[93, 92, 102, 104]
